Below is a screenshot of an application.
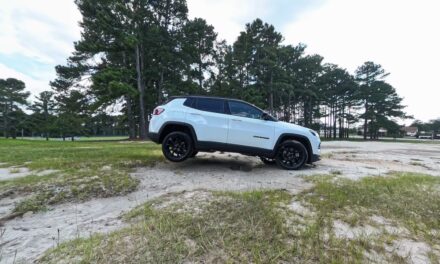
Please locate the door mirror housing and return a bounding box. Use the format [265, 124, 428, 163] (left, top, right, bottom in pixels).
[261, 112, 273, 121]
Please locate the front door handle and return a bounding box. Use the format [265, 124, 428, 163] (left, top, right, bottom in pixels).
[190, 113, 201, 116]
[231, 119, 242, 122]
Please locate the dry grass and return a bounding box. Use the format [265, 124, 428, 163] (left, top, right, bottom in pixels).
[39, 172, 440, 263]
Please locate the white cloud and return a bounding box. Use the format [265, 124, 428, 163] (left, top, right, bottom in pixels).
[1, 0, 438, 122]
[0, 63, 49, 99]
[283, 0, 440, 122]
[0, 0, 81, 64]
[0, 0, 82, 100]
[187, 0, 273, 43]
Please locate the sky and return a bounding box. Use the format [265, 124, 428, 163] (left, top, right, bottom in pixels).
[0, 0, 439, 122]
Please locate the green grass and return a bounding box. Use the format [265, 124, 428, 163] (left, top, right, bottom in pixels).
[20, 136, 129, 141]
[40, 190, 298, 263]
[40, 173, 440, 263]
[303, 173, 440, 244]
[0, 139, 162, 215]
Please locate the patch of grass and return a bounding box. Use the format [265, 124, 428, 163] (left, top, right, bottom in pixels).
[39, 174, 440, 263]
[303, 172, 440, 243]
[0, 139, 162, 214]
[40, 189, 377, 263]
[8, 167, 21, 174]
[320, 152, 334, 159]
[41, 190, 295, 263]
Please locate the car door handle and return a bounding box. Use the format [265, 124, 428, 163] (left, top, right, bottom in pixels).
[190, 113, 201, 116]
[231, 119, 242, 122]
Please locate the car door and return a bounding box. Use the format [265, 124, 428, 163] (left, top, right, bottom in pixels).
[226, 100, 275, 150]
[185, 97, 229, 143]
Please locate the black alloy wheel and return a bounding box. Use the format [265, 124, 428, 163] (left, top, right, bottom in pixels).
[275, 140, 308, 170]
[162, 132, 193, 162]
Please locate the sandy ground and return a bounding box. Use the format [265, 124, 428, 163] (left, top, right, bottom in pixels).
[1, 141, 440, 263]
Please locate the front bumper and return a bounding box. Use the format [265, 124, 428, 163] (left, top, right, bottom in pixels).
[311, 154, 321, 162]
[148, 132, 160, 143]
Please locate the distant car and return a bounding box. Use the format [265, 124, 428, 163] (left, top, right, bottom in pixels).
[418, 132, 433, 139]
[148, 96, 321, 170]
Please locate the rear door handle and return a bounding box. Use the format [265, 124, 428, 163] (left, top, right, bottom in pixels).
[231, 119, 242, 122]
[190, 113, 201, 116]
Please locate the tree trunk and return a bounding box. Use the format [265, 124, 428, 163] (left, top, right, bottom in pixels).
[363, 102, 368, 140]
[269, 72, 274, 115]
[126, 96, 136, 140]
[3, 102, 8, 138]
[333, 106, 337, 140]
[158, 71, 164, 104]
[135, 44, 147, 140]
[121, 51, 136, 140]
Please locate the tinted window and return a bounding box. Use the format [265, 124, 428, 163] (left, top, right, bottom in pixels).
[196, 98, 225, 114]
[183, 98, 195, 108]
[228, 101, 263, 119]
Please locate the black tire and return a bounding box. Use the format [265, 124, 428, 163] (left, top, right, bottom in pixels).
[260, 156, 276, 165]
[162, 131, 193, 162]
[190, 150, 199, 158]
[275, 140, 308, 170]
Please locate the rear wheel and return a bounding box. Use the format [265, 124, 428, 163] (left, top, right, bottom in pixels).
[162, 132, 193, 162]
[275, 140, 308, 170]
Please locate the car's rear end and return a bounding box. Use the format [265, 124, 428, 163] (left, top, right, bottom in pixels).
[148, 97, 188, 143]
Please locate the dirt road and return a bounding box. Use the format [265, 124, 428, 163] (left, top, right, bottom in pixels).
[1, 141, 439, 263]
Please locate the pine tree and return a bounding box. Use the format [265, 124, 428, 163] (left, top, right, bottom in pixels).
[0, 78, 30, 138]
[30, 91, 56, 140]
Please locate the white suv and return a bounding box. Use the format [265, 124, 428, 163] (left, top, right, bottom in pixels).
[148, 96, 321, 170]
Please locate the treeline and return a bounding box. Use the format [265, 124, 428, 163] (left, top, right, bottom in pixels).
[0, 78, 127, 139]
[1, 0, 409, 140]
[411, 119, 440, 134]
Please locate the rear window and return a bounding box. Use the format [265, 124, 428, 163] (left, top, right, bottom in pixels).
[195, 98, 225, 114]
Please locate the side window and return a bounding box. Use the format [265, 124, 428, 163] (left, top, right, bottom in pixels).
[195, 98, 225, 114]
[183, 98, 195, 108]
[228, 101, 263, 119]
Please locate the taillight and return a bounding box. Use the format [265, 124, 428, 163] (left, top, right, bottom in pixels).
[153, 108, 165, 115]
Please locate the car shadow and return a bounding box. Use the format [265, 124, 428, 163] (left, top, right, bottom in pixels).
[159, 152, 318, 173]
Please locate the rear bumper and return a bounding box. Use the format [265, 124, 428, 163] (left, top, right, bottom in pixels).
[148, 132, 160, 143]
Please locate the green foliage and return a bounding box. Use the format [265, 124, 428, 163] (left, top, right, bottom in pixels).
[0, 78, 30, 138]
[1, 3, 410, 140]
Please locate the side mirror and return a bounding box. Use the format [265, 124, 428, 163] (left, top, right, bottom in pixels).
[261, 112, 272, 121]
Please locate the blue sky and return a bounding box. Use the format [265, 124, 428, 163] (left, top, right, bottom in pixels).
[1, 0, 439, 122]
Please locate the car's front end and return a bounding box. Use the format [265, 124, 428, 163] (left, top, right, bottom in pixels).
[274, 122, 321, 163]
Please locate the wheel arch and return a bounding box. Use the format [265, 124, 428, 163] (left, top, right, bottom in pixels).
[158, 122, 198, 144]
[274, 133, 313, 163]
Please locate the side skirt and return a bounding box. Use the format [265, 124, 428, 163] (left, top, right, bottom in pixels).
[195, 141, 275, 158]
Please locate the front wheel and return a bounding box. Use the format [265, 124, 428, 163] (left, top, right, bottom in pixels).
[275, 140, 308, 170]
[162, 132, 193, 162]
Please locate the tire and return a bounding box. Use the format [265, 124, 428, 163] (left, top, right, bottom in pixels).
[190, 150, 199, 158]
[260, 156, 276, 165]
[162, 131, 193, 162]
[275, 140, 308, 170]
